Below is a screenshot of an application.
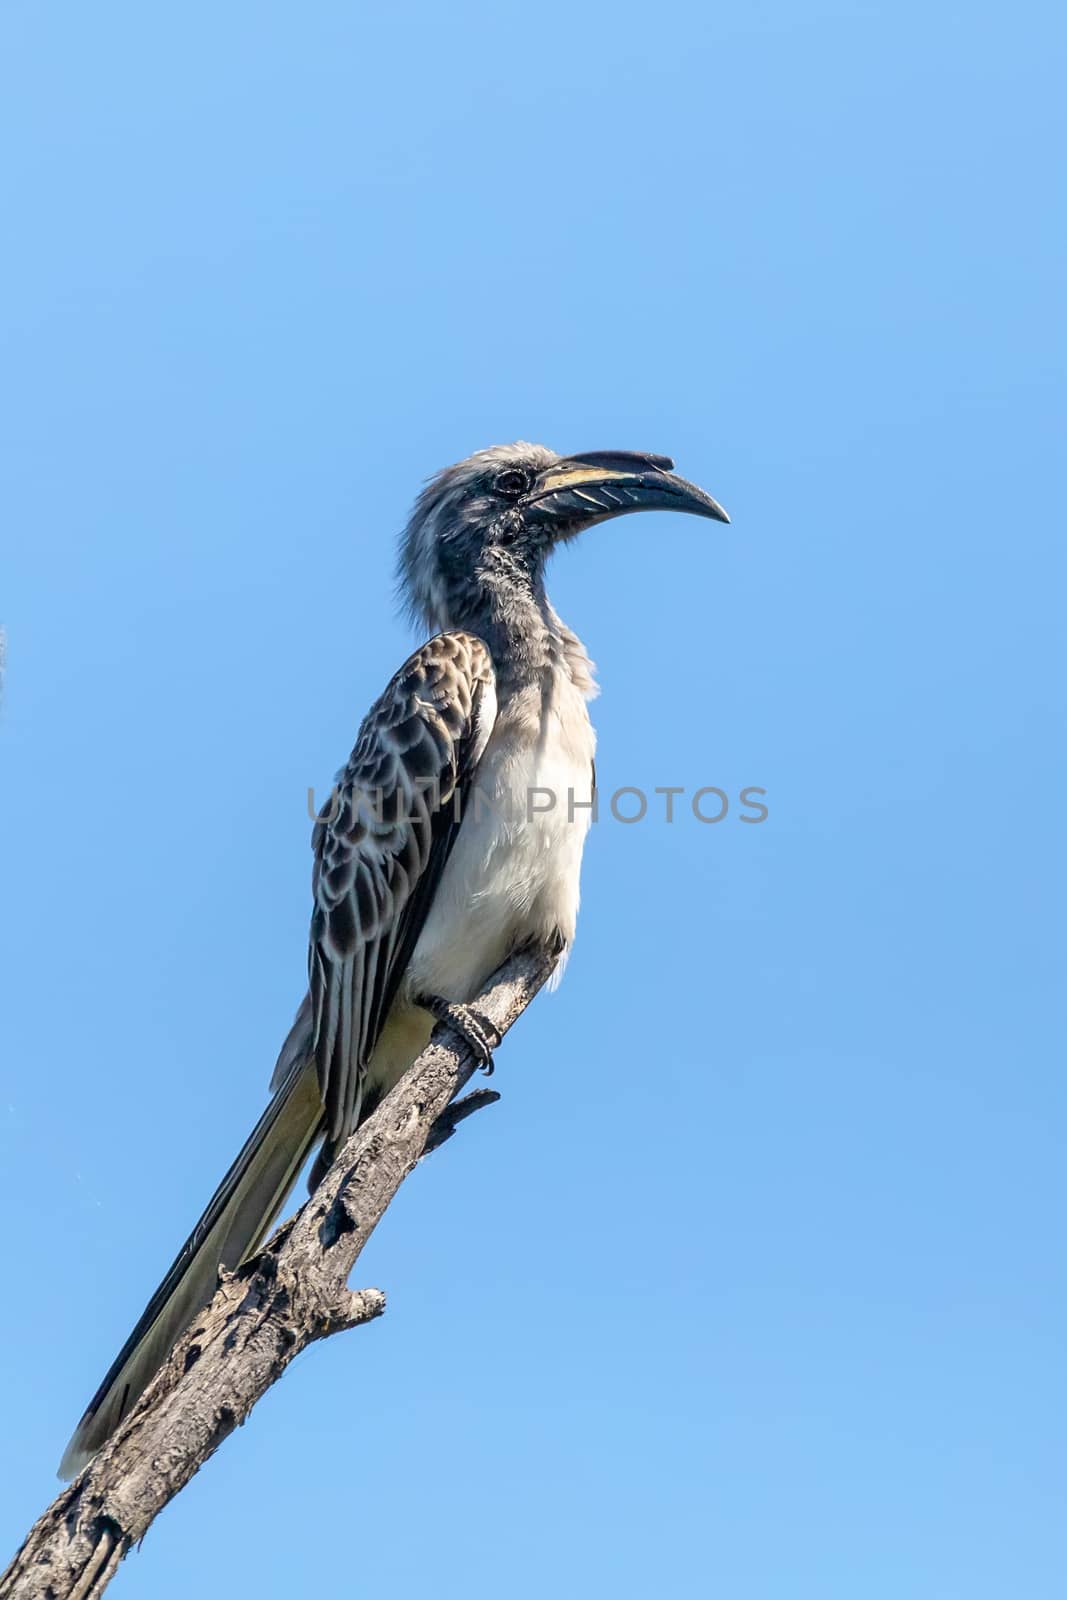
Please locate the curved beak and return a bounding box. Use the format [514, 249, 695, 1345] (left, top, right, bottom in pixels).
[526, 449, 729, 536]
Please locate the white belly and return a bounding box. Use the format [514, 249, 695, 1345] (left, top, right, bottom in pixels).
[364, 676, 596, 1100]
[405, 682, 596, 1000]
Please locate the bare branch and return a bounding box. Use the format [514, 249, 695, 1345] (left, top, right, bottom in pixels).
[1, 944, 557, 1600]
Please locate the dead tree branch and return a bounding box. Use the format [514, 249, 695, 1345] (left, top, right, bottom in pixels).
[1, 945, 556, 1600]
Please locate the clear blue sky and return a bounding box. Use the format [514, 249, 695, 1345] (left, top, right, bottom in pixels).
[1, 3, 1064, 1595]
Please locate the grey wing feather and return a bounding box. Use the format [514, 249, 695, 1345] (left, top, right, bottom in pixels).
[309, 631, 496, 1143]
[59, 631, 495, 1479]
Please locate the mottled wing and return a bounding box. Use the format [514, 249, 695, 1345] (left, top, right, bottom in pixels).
[309, 631, 496, 1143]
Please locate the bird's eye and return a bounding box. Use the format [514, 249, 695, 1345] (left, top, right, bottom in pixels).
[494, 468, 531, 498]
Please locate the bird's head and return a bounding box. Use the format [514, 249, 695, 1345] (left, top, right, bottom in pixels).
[399, 442, 729, 631]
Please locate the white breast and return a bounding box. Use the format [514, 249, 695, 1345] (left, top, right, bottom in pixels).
[403, 670, 596, 1004]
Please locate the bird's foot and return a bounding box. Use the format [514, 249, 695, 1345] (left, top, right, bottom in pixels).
[420, 995, 501, 1074]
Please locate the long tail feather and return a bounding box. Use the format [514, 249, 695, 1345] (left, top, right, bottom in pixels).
[59, 1053, 323, 1479]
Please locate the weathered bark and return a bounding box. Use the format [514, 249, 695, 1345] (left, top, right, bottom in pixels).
[1, 946, 556, 1600]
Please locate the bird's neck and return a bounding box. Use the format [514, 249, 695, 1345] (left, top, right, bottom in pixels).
[450, 573, 597, 702]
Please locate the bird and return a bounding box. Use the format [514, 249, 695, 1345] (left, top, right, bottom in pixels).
[60, 442, 729, 1478]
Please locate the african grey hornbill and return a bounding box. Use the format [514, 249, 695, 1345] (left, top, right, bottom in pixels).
[60, 443, 728, 1477]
